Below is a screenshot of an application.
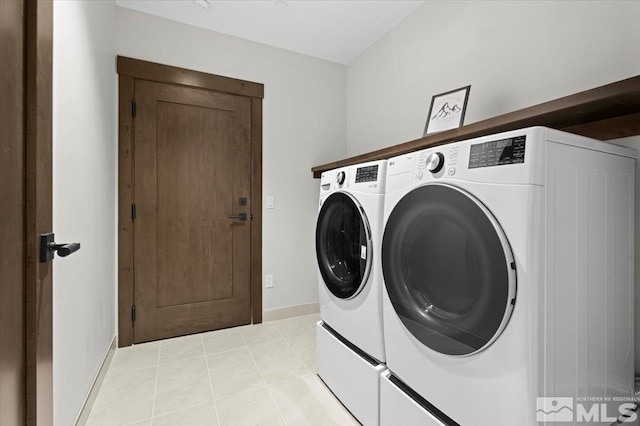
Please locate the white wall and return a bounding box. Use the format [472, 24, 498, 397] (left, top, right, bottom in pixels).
[53, 1, 117, 425]
[346, 0, 640, 156]
[116, 8, 347, 311]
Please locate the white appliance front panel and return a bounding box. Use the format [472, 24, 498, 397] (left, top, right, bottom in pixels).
[380, 371, 447, 426]
[316, 322, 386, 426]
[379, 127, 636, 425]
[316, 190, 386, 361]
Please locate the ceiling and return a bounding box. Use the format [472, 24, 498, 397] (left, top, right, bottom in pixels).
[115, 0, 425, 65]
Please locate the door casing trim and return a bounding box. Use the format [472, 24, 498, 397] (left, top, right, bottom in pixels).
[116, 56, 264, 347]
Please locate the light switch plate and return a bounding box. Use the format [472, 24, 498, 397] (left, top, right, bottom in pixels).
[266, 196, 275, 209]
[265, 274, 274, 288]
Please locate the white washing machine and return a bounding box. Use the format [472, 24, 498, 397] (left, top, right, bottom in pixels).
[380, 127, 636, 425]
[315, 160, 388, 426]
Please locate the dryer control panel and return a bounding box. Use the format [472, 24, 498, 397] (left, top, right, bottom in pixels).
[386, 127, 549, 189]
[469, 136, 526, 169]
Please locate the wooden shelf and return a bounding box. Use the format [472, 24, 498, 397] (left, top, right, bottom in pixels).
[311, 75, 640, 178]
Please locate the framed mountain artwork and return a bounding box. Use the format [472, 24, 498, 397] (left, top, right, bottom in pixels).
[423, 85, 471, 136]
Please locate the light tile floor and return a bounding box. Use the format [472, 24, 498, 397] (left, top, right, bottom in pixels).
[85, 314, 359, 426]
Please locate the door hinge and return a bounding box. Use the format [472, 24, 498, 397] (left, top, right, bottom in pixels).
[131, 100, 137, 118]
[131, 305, 136, 323]
[131, 203, 137, 221]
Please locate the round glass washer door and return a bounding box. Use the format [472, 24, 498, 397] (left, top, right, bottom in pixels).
[382, 183, 516, 356]
[316, 191, 372, 300]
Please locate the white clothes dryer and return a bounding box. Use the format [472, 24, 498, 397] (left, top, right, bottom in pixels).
[315, 160, 388, 426]
[380, 127, 636, 426]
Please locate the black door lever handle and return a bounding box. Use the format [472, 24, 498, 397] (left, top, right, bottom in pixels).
[52, 242, 80, 257]
[228, 213, 247, 221]
[39, 233, 81, 263]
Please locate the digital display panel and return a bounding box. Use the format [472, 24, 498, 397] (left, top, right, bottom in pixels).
[355, 165, 379, 183]
[469, 136, 526, 169]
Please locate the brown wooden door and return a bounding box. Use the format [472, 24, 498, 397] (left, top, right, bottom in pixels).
[0, 0, 53, 425]
[0, 0, 27, 423]
[133, 79, 253, 343]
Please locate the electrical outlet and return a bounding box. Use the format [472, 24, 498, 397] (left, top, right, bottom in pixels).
[265, 274, 274, 288]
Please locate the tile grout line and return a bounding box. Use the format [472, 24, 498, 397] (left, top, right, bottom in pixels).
[153, 336, 219, 420]
[149, 341, 162, 422]
[201, 336, 248, 357]
[109, 352, 195, 379]
[147, 401, 216, 423]
[240, 327, 289, 425]
[158, 353, 208, 367]
[123, 418, 152, 426]
[276, 325, 314, 376]
[104, 343, 158, 378]
[106, 365, 157, 377]
[247, 319, 317, 382]
[282, 335, 312, 371]
[201, 334, 222, 426]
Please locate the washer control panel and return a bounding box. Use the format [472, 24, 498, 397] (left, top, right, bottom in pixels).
[355, 165, 379, 183]
[320, 161, 387, 194]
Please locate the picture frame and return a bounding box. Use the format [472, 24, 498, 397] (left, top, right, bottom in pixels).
[423, 85, 471, 136]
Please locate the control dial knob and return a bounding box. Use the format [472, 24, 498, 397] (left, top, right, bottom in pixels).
[426, 152, 445, 174]
[336, 171, 346, 185]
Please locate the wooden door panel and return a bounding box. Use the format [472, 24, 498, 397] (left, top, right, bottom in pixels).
[156, 102, 234, 306]
[134, 80, 252, 343]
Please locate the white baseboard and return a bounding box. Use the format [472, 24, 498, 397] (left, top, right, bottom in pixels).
[263, 302, 320, 322]
[75, 335, 117, 426]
